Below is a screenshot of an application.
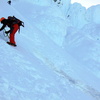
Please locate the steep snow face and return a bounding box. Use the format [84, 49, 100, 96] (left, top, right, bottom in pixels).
[86, 4, 100, 24]
[64, 3, 100, 70]
[0, 1, 100, 100]
[63, 3, 100, 78]
[12, 0, 71, 46]
[63, 23, 100, 78]
[13, 1, 67, 46]
[67, 3, 87, 29]
[33, 6, 67, 46]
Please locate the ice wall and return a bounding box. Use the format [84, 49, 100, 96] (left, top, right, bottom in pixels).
[86, 4, 100, 24]
[67, 3, 87, 29]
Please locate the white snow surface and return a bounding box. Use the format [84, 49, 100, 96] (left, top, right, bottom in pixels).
[0, 0, 100, 100]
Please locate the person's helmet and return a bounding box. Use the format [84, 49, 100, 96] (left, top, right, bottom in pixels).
[0, 17, 5, 22]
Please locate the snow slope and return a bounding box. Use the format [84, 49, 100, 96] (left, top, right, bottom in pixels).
[64, 3, 100, 80]
[0, 0, 100, 100]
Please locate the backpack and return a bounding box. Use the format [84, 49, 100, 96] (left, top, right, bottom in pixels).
[8, 16, 24, 27]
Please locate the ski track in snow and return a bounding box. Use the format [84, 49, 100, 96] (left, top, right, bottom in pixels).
[26, 38, 100, 100]
[55, 70, 100, 100]
[35, 52, 100, 100]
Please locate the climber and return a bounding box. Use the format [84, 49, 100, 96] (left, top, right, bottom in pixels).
[0, 17, 20, 46]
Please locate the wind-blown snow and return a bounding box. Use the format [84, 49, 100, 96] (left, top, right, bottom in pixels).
[0, 0, 100, 100]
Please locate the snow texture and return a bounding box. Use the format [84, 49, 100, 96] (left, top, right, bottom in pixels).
[0, 0, 100, 100]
